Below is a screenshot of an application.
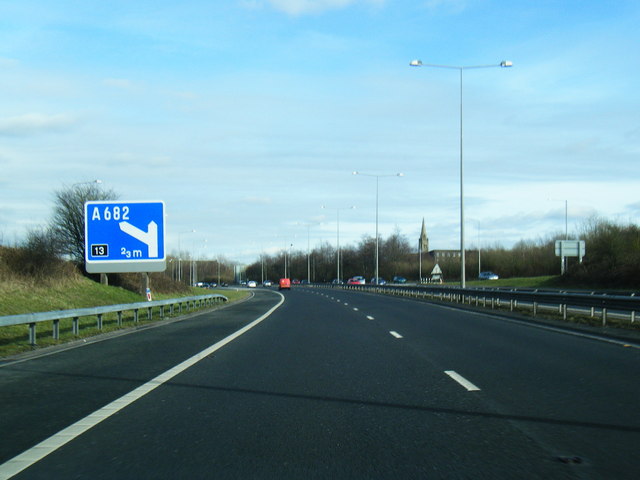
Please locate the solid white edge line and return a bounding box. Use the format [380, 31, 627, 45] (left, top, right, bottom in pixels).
[389, 331, 403, 339]
[0, 293, 285, 480]
[444, 370, 481, 392]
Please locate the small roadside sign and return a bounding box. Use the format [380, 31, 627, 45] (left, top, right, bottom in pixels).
[430, 264, 443, 283]
[84, 200, 166, 273]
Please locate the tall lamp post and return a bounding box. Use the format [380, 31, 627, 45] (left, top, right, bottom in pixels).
[322, 205, 356, 283]
[352, 171, 403, 283]
[410, 59, 512, 287]
[177, 229, 196, 283]
[297, 222, 321, 282]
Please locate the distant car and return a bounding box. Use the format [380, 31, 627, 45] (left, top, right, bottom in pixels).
[370, 277, 386, 285]
[292, 279, 301, 285]
[392, 276, 407, 284]
[479, 271, 499, 280]
[262, 280, 273, 287]
[331, 279, 344, 285]
[279, 278, 291, 290]
[247, 280, 257, 288]
[347, 276, 366, 285]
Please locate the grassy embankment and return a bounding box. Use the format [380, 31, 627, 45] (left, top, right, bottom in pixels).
[464, 275, 558, 289]
[0, 275, 248, 358]
[447, 275, 639, 331]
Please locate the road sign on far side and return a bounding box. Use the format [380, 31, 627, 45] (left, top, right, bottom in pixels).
[85, 200, 166, 273]
[554, 240, 585, 258]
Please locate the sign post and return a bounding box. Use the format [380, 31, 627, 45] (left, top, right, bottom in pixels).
[85, 201, 166, 273]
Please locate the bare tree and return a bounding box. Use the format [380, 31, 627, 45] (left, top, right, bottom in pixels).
[50, 182, 118, 264]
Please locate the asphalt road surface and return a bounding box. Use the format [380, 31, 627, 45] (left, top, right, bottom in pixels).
[1, 287, 639, 479]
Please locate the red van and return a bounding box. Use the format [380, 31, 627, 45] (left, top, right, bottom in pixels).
[279, 278, 291, 290]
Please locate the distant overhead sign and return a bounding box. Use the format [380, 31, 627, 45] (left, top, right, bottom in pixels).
[84, 201, 166, 273]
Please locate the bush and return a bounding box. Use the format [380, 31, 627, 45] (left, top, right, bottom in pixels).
[107, 272, 192, 295]
[1, 229, 71, 279]
[560, 219, 640, 288]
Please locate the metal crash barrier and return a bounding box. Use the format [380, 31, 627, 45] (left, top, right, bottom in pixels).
[0, 294, 227, 346]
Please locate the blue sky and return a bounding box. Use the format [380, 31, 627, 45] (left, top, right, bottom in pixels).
[1, 0, 638, 265]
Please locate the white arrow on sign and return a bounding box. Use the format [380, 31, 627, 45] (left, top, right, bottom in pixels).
[119, 221, 159, 258]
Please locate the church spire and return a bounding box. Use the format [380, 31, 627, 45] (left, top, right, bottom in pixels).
[419, 218, 429, 253]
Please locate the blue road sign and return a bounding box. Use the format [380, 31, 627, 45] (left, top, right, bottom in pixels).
[84, 200, 166, 273]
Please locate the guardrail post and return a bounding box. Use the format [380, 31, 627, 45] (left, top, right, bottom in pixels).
[147, 307, 153, 320]
[117, 311, 123, 326]
[510, 299, 514, 312]
[602, 308, 607, 327]
[134, 309, 139, 324]
[160, 306, 165, 318]
[562, 304, 567, 321]
[533, 302, 538, 317]
[73, 317, 79, 335]
[97, 314, 103, 330]
[53, 319, 60, 340]
[29, 323, 36, 345]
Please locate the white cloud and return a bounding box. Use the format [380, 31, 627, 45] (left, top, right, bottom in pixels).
[0, 113, 77, 136]
[251, 0, 384, 15]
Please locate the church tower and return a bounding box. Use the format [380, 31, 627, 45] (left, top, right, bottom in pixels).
[418, 218, 429, 254]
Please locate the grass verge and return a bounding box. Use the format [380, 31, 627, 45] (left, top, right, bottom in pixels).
[0, 276, 249, 359]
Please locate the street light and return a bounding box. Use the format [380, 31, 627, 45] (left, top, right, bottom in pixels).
[322, 205, 356, 283]
[177, 229, 196, 283]
[410, 58, 512, 287]
[297, 221, 321, 282]
[352, 171, 403, 283]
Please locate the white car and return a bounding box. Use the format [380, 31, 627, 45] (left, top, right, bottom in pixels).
[247, 280, 257, 288]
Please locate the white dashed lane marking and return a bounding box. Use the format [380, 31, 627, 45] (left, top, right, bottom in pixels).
[444, 370, 481, 392]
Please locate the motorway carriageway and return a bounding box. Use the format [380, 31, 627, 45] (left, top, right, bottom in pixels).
[1, 287, 639, 479]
